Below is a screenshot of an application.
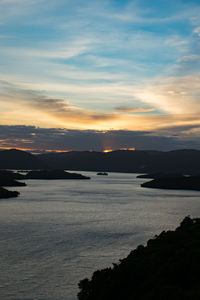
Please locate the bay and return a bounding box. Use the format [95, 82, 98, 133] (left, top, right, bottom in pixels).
[1, 172, 200, 300]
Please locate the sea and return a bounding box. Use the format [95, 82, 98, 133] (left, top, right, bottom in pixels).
[1, 171, 200, 300]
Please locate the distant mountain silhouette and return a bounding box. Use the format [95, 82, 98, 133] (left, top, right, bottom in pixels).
[38, 150, 166, 172]
[1, 149, 200, 173]
[0, 149, 46, 169]
[39, 149, 200, 174]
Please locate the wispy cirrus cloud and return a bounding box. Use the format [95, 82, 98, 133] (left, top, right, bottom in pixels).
[1, 0, 200, 149]
[0, 80, 123, 129]
[115, 106, 155, 113]
[1, 79, 200, 133]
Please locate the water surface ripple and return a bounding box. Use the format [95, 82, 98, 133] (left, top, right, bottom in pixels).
[1, 172, 200, 299]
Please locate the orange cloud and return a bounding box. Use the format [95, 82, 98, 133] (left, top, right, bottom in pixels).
[1, 78, 200, 132]
[115, 106, 155, 113]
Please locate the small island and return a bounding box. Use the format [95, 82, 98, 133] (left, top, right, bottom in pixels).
[78, 216, 200, 300]
[141, 175, 200, 191]
[24, 169, 90, 180]
[97, 172, 108, 176]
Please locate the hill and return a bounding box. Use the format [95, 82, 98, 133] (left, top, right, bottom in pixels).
[0, 149, 46, 169]
[1, 149, 200, 173]
[78, 216, 200, 300]
[39, 149, 200, 174]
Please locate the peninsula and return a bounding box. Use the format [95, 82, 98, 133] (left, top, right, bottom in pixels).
[141, 175, 200, 191]
[0, 186, 19, 199]
[24, 170, 90, 180]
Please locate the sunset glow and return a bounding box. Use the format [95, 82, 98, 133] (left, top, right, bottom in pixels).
[1, 2, 200, 299]
[120, 148, 136, 151]
[0, 146, 72, 154]
[0, 0, 200, 150]
[45, 149, 72, 153]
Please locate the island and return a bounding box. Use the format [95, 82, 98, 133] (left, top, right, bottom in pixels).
[0, 186, 19, 198]
[141, 175, 200, 190]
[97, 172, 108, 176]
[78, 216, 200, 300]
[24, 169, 90, 180]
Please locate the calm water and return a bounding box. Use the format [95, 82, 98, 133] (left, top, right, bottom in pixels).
[1, 172, 200, 300]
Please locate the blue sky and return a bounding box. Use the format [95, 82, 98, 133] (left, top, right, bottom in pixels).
[0, 0, 200, 150]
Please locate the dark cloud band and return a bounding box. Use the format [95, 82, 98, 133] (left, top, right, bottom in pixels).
[1, 125, 200, 153]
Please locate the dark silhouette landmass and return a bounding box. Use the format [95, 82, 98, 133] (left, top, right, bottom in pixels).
[0, 170, 26, 186]
[39, 149, 200, 173]
[0, 149, 46, 169]
[141, 175, 200, 191]
[0, 170, 25, 198]
[0, 186, 19, 198]
[97, 172, 108, 176]
[1, 148, 200, 174]
[78, 216, 200, 300]
[0, 169, 89, 198]
[24, 170, 90, 180]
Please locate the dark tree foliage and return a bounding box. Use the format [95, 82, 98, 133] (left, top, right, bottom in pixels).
[78, 217, 200, 300]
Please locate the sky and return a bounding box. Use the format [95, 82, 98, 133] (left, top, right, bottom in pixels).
[0, 0, 200, 152]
